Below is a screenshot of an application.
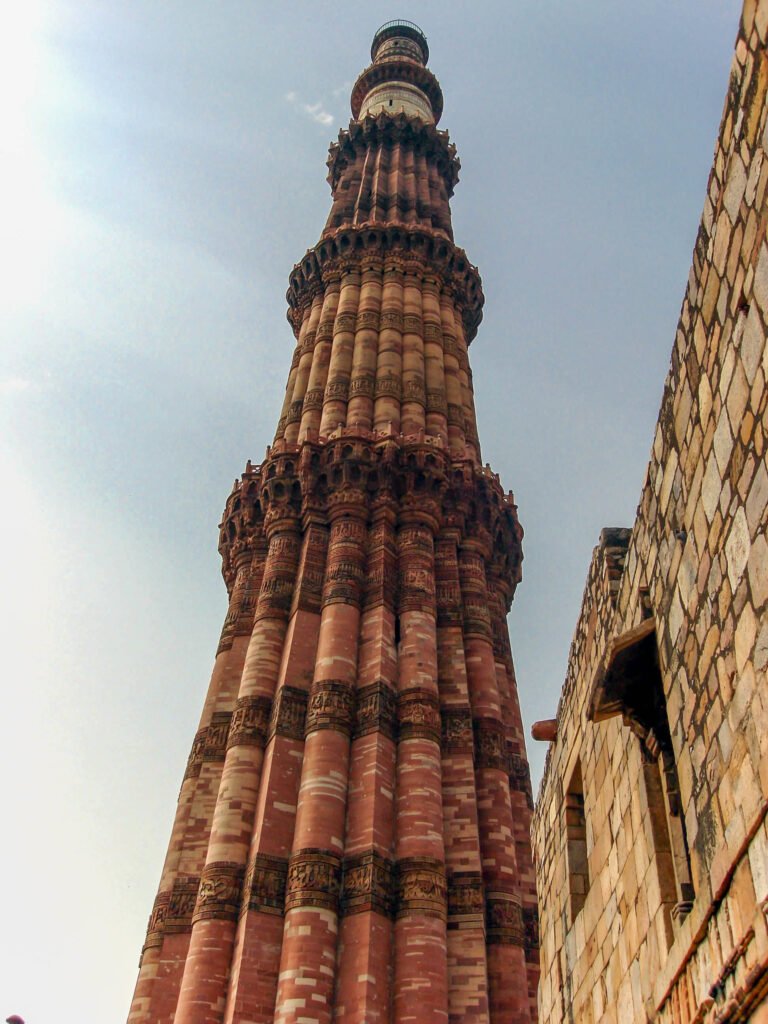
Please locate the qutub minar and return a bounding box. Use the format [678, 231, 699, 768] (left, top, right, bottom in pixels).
[129, 21, 538, 1024]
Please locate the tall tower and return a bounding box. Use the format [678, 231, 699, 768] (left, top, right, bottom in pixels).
[129, 21, 538, 1024]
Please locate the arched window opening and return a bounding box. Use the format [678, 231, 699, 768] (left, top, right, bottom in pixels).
[588, 619, 694, 928]
[565, 758, 589, 923]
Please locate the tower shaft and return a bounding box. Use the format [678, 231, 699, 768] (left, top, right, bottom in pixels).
[129, 22, 538, 1024]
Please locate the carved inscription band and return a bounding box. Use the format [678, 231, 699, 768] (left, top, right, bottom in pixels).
[184, 710, 235, 779]
[243, 854, 288, 916]
[269, 685, 308, 741]
[286, 849, 342, 912]
[396, 857, 447, 919]
[286, 400, 303, 424]
[294, 524, 328, 615]
[143, 891, 170, 950]
[144, 873, 205, 949]
[202, 712, 232, 762]
[174, 850, 463, 923]
[447, 872, 485, 920]
[193, 861, 244, 924]
[435, 550, 462, 626]
[398, 687, 441, 743]
[375, 372, 402, 400]
[227, 696, 271, 749]
[463, 596, 492, 638]
[189, 704, 511, 771]
[474, 717, 508, 771]
[353, 681, 397, 741]
[306, 679, 355, 735]
[486, 893, 525, 946]
[341, 850, 394, 917]
[164, 875, 200, 934]
[322, 558, 366, 606]
[349, 373, 375, 399]
[303, 388, 323, 411]
[441, 706, 473, 754]
[183, 728, 207, 781]
[523, 905, 540, 951]
[257, 573, 298, 618]
[509, 750, 534, 809]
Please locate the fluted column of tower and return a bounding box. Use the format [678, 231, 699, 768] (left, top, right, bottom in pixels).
[128, 20, 537, 1024]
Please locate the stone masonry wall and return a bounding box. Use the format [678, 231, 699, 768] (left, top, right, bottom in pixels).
[533, 4, 768, 1022]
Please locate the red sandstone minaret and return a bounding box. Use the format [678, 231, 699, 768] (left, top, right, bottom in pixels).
[128, 21, 538, 1024]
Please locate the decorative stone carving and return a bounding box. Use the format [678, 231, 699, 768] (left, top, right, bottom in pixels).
[193, 862, 244, 923]
[522, 905, 540, 951]
[486, 893, 525, 946]
[341, 850, 394, 917]
[447, 402, 465, 427]
[509, 750, 534, 809]
[403, 377, 427, 405]
[375, 372, 403, 399]
[442, 335, 458, 358]
[165, 875, 200, 934]
[473, 717, 508, 772]
[183, 728, 207, 781]
[325, 376, 350, 401]
[380, 310, 404, 331]
[286, 399, 303, 424]
[294, 526, 328, 614]
[349, 373, 375, 398]
[426, 389, 448, 414]
[462, 596, 492, 639]
[396, 858, 447, 919]
[322, 559, 366, 607]
[398, 687, 441, 743]
[268, 686, 308, 742]
[302, 388, 324, 411]
[228, 695, 272, 749]
[143, 890, 170, 950]
[258, 537, 301, 616]
[441, 706, 473, 754]
[353, 681, 397, 741]
[447, 872, 484, 918]
[305, 679, 356, 735]
[203, 712, 232, 763]
[243, 854, 288, 917]
[285, 849, 342, 912]
[356, 310, 380, 331]
[335, 311, 357, 332]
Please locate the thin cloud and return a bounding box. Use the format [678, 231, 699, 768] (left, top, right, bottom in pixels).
[0, 376, 34, 395]
[285, 90, 334, 126]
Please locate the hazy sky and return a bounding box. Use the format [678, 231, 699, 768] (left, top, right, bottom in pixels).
[0, 2, 740, 1021]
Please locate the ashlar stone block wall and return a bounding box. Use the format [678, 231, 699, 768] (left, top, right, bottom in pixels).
[532, 5, 768, 1022]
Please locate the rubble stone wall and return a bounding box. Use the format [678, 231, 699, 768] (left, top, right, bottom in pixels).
[532, 5, 768, 1021]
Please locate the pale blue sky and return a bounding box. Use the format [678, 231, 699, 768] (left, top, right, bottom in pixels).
[0, 2, 739, 1020]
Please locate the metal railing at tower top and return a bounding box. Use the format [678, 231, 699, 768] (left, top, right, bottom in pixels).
[370, 19, 429, 61]
[373, 18, 426, 37]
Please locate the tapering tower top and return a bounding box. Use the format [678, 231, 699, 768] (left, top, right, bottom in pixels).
[352, 19, 443, 124]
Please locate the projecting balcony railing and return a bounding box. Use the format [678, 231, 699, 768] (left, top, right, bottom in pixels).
[371, 20, 429, 62]
[374, 19, 426, 37]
